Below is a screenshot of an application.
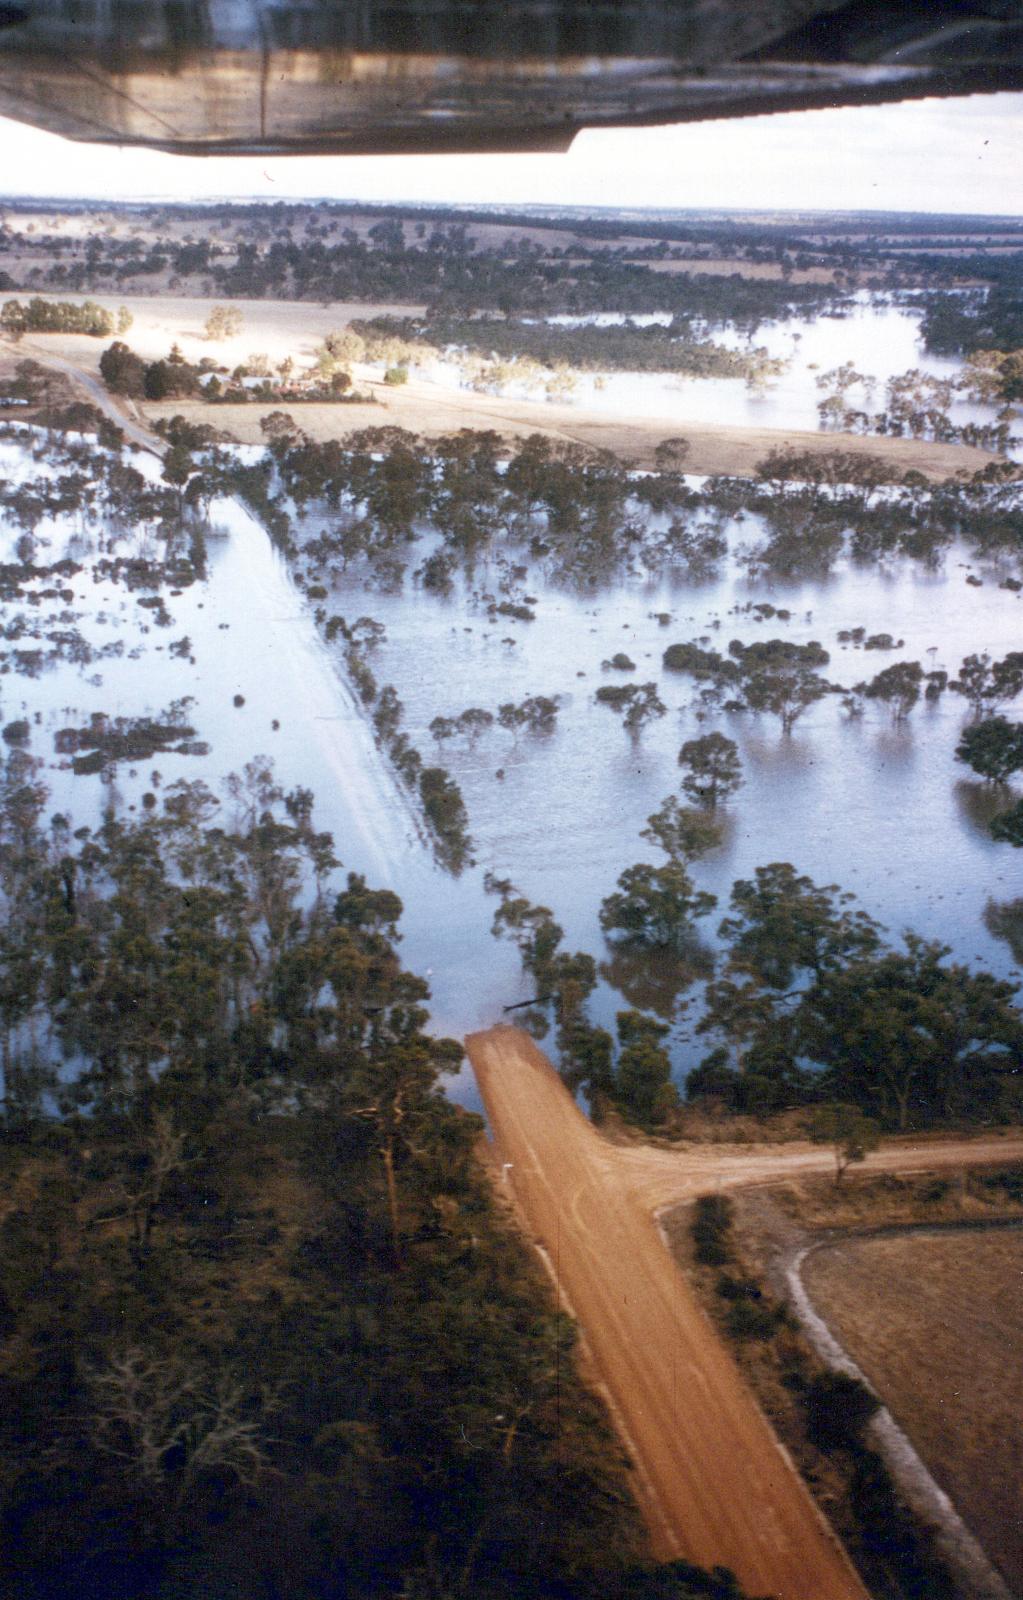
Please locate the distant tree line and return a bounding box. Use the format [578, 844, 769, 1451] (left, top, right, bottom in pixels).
[0, 295, 128, 337]
[351, 313, 788, 384]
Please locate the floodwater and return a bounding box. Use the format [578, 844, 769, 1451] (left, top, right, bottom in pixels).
[396, 296, 1009, 445]
[3, 295, 1022, 1099]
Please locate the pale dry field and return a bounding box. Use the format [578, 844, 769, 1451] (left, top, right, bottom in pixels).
[624, 257, 838, 283]
[803, 1230, 1023, 1594]
[142, 375, 997, 480]
[13, 294, 426, 376]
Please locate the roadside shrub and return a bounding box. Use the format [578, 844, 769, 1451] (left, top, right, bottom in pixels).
[977, 1164, 1023, 1202]
[725, 1299, 779, 1341]
[804, 1371, 879, 1450]
[918, 1177, 950, 1203]
[691, 1194, 734, 1266]
[715, 1274, 762, 1302]
[850, 1449, 956, 1598]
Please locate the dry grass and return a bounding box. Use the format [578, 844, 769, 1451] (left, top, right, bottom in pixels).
[804, 1230, 1023, 1593]
[771, 1163, 1023, 1232]
[140, 378, 997, 482]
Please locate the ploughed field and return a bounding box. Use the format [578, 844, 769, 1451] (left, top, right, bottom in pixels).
[802, 1229, 1023, 1594]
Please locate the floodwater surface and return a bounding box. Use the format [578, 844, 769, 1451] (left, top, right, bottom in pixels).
[3, 294, 1022, 1096]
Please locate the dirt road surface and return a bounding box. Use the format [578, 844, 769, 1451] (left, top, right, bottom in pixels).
[466, 1024, 1023, 1600]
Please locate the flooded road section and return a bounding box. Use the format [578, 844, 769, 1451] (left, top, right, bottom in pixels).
[3, 291, 1022, 1103]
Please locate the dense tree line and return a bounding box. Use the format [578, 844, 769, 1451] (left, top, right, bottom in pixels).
[0, 753, 761, 1600]
[0, 296, 125, 337]
[919, 271, 1023, 356]
[351, 313, 787, 383]
[100, 340, 369, 407]
[690, 865, 1023, 1127]
[0, 204, 848, 325]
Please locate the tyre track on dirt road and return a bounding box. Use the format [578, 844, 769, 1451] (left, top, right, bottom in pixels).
[467, 1024, 1023, 1600]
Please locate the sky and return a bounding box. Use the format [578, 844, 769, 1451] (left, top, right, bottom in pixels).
[0, 90, 1021, 215]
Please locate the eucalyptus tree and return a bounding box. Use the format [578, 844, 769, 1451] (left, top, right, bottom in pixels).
[856, 660, 924, 722]
[953, 650, 1023, 718]
[678, 732, 743, 810]
[641, 796, 721, 863]
[956, 716, 1023, 784]
[594, 682, 666, 736]
[600, 861, 716, 951]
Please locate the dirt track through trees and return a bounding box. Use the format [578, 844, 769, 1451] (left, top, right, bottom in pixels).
[466, 1024, 1023, 1600]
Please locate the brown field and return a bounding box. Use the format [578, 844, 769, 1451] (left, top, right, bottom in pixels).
[803, 1230, 1023, 1594]
[771, 1163, 1023, 1233]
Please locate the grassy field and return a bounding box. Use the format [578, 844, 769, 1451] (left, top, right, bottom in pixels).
[803, 1228, 1023, 1594]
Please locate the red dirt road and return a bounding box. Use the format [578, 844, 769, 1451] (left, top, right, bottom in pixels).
[467, 1024, 1023, 1600]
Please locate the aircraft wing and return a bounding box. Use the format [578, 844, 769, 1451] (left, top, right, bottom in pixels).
[0, 1, 1020, 156]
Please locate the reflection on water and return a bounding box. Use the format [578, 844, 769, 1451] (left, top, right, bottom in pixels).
[600, 939, 713, 1020]
[954, 776, 1016, 838]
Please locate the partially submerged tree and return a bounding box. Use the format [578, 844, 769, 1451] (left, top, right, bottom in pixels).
[600, 861, 716, 951]
[719, 863, 882, 992]
[594, 681, 667, 735]
[678, 732, 743, 810]
[956, 716, 1023, 784]
[856, 660, 924, 722]
[952, 650, 1023, 718]
[641, 796, 721, 864]
[992, 798, 1023, 847]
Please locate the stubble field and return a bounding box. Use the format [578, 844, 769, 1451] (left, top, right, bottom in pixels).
[802, 1228, 1023, 1593]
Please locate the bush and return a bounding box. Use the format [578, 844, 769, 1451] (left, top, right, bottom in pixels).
[715, 1274, 762, 1302]
[725, 1299, 779, 1341]
[804, 1371, 879, 1450]
[691, 1194, 734, 1266]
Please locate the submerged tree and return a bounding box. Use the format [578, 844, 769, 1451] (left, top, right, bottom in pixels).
[992, 799, 1023, 847]
[641, 796, 721, 864]
[857, 660, 924, 722]
[594, 682, 667, 735]
[952, 650, 1023, 718]
[956, 716, 1023, 785]
[678, 732, 743, 810]
[600, 861, 716, 951]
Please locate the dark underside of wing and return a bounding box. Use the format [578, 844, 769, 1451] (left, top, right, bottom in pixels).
[0, 1, 1021, 156]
